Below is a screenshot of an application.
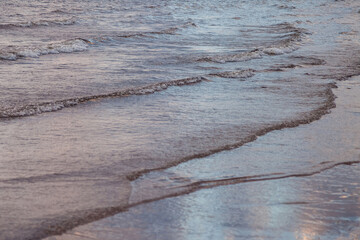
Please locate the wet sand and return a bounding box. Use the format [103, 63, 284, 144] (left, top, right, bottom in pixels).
[44, 77, 360, 240]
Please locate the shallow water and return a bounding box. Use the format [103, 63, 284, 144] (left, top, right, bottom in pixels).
[0, 0, 360, 239]
[45, 77, 360, 240]
[48, 166, 360, 240]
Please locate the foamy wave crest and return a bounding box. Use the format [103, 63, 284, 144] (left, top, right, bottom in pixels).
[0, 39, 89, 61]
[0, 22, 196, 61]
[263, 30, 306, 55]
[262, 45, 298, 55]
[208, 69, 256, 78]
[0, 76, 208, 118]
[0, 18, 77, 29]
[197, 50, 263, 63]
[197, 24, 308, 63]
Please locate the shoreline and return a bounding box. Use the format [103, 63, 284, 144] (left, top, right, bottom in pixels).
[1, 1, 359, 239]
[45, 76, 360, 240]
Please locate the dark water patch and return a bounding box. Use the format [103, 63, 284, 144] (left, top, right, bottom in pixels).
[47, 9, 70, 15]
[208, 69, 256, 79]
[263, 64, 300, 72]
[0, 18, 77, 29]
[289, 56, 327, 66]
[196, 49, 263, 63]
[239, 22, 306, 34]
[261, 56, 327, 77]
[305, 68, 360, 81]
[115, 22, 196, 38]
[148, 22, 197, 35]
[0, 171, 104, 184]
[275, 4, 296, 10]
[280, 201, 310, 205]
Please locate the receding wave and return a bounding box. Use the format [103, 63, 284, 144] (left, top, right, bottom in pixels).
[38, 150, 358, 240]
[134, 161, 360, 198]
[17, 81, 340, 240]
[0, 76, 208, 118]
[126, 82, 337, 181]
[0, 17, 77, 29]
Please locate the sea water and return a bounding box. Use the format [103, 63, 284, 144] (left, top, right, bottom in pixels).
[0, 0, 359, 239]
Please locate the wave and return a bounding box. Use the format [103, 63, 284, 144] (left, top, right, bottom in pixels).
[0, 76, 208, 119]
[0, 18, 77, 29]
[47, 9, 71, 15]
[273, 4, 296, 10]
[149, 22, 197, 35]
[289, 56, 326, 66]
[246, 22, 307, 34]
[0, 38, 89, 60]
[0, 22, 197, 61]
[197, 49, 263, 63]
[263, 56, 326, 72]
[208, 69, 256, 78]
[196, 23, 309, 63]
[195, 46, 297, 64]
[117, 22, 197, 38]
[0, 53, 325, 117]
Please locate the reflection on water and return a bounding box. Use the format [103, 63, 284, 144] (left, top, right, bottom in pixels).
[47, 78, 360, 240]
[1, 0, 360, 239]
[50, 164, 360, 240]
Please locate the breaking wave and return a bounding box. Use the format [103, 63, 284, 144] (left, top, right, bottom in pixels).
[196, 23, 309, 63]
[0, 22, 197, 61]
[0, 39, 89, 61]
[0, 76, 208, 118]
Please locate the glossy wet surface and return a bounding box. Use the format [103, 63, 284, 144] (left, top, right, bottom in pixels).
[49, 164, 360, 240]
[46, 78, 360, 240]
